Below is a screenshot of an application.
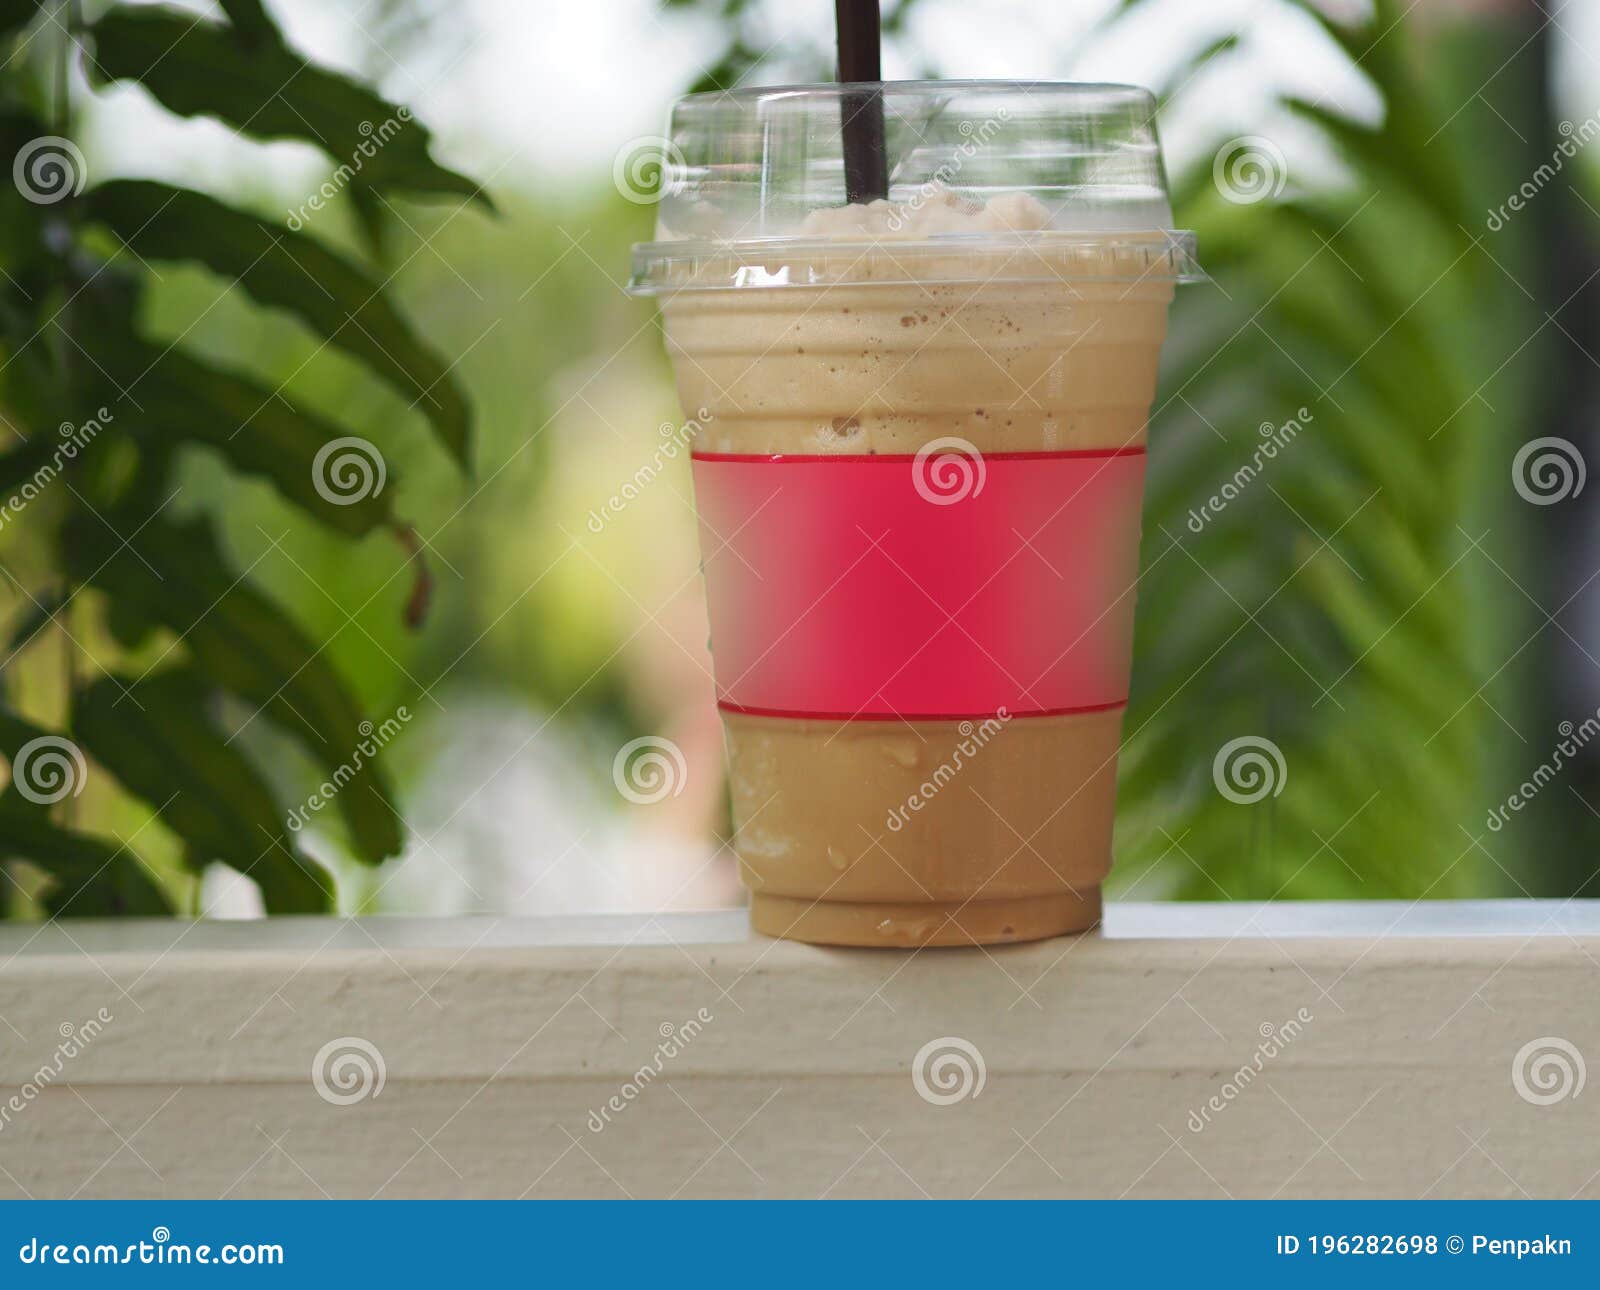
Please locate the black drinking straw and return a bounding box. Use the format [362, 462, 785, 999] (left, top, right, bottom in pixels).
[834, 0, 888, 203]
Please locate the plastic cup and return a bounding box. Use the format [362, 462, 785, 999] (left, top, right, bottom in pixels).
[628, 82, 1199, 946]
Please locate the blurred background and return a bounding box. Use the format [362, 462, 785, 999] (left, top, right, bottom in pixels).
[3, 0, 1599, 917]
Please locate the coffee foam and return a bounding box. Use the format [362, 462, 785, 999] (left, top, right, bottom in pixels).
[641, 186, 1193, 294]
[799, 187, 1054, 239]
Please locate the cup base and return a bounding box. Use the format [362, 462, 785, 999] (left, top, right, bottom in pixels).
[749, 888, 1101, 948]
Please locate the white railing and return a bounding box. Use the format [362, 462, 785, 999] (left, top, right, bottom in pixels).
[0, 902, 1595, 1198]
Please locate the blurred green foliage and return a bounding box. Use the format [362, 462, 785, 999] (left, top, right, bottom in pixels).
[0, 0, 486, 914]
[3, 0, 1595, 916]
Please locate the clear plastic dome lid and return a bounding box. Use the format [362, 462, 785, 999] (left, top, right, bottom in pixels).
[628, 80, 1199, 294]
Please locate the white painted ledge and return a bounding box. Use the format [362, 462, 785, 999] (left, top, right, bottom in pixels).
[0, 902, 1596, 1199]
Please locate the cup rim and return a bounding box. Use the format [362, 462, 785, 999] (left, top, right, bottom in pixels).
[628, 227, 1202, 296]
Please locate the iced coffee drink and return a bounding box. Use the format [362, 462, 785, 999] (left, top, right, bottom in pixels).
[629, 83, 1197, 945]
